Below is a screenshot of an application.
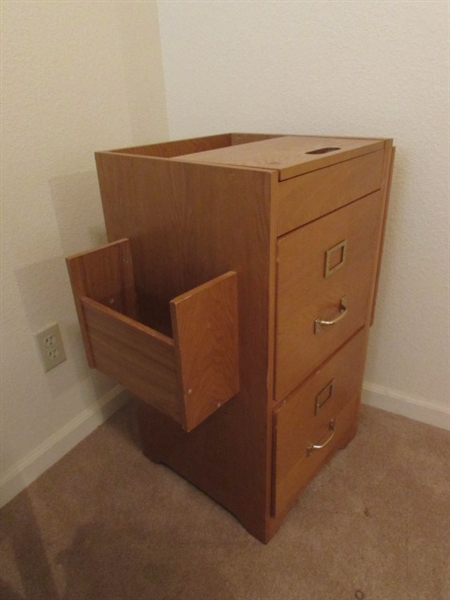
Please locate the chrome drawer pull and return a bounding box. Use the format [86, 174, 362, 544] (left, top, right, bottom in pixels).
[314, 296, 348, 334]
[307, 419, 336, 457]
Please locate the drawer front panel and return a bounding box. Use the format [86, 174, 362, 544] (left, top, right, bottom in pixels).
[272, 331, 366, 515]
[272, 395, 358, 517]
[275, 191, 383, 401]
[277, 149, 384, 236]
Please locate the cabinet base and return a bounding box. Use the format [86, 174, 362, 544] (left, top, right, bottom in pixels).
[137, 398, 360, 544]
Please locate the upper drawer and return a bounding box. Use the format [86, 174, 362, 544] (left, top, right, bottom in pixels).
[277, 150, 384, 236]
[275, 191, 383, 401]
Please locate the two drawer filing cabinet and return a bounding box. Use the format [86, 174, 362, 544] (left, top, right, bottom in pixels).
[67, 133, 395, 542]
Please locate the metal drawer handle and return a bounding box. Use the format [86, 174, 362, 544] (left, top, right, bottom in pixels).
[307, 419, 336, 457]
[314, 296, 348, 334]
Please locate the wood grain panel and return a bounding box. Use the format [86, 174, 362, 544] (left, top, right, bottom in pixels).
[277, 149, 385, 235]
[275, 191, 384, 401]
[273, 329, 366, 497]
[68, 240, 240, 430]
[177, 135, 384, 180]
[108, 133, 232, 158]
[109, 134, 282, 159]
[95, 152, 276, 540]
[171, 272, 239, 432]
[231, 133, 281, 145]
[66, 239, 138, 366]
[92, 133, 393, 543]
[81, 297, 181, 422]
[273, 392, 359, 517]
[272, 330, 368, 518]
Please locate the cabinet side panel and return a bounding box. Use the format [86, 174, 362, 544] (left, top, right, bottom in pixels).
[95, 153, 274, 540]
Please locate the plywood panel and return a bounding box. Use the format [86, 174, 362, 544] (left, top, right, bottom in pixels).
[109, 133, 232, 158]
[82, 297, 181, 422]
[177, 135, 384, 180]
[171, 271, 239, 432]
[276, 191, 384, 400]
[66, 239, 138, 366]
[273, 394, 359, 517]
[92, 133, 393, 543]
[95, 152, 276, 540]
[68, 240, 240, 430]
[277, 150, 385, 235]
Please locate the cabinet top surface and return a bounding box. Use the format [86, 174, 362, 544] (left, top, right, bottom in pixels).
[174, 135, 386, 180]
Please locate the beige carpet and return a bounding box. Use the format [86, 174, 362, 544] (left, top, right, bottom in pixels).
[1, 402, 449, 600]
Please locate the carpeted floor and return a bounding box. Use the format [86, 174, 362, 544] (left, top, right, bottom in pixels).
[1, 402, 449, 600]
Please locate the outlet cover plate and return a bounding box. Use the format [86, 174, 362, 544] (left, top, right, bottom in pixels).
[35, 323, 67, 372]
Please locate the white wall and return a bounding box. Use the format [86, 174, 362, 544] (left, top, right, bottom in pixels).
[158, 1, 450, 428]
[1, 1, 168, 505]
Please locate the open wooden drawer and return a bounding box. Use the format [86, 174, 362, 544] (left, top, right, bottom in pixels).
[66, 239, 239, 432]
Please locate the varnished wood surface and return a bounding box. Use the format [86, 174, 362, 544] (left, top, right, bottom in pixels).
[106, 133, 281, 160]
[176, 135, 385, 180]
[231, 133, 280, 145]
[66, 239, 138, 366]
[67, 240, 240, 431]
[273, 393, 359, 518]
[275, 191, 384, 401]
[82, 296, 181, 422]
[95, 152, 276, 540]
[107, 133, 232, 158]
[272, 329, 366, 515]
[277, 149, 385, 235]
[171, 271, 239, 432]
[89, 133, 394, 543]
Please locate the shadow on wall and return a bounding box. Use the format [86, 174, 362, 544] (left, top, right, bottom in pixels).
[47, 170, 122, 401]
[14, 255, 113, 400]
[49, 170, 108, 258]
[13, 168, 115, 399]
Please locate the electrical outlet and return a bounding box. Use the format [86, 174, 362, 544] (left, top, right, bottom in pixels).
[35, 323, 67, 372]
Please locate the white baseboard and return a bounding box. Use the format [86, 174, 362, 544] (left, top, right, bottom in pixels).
[0, 385, 131, 508]
[362, 381, 450, 431]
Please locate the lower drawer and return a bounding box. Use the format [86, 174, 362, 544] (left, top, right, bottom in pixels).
[271, 329, 366, 516]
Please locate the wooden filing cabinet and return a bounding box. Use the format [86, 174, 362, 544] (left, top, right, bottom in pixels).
[66, 133, 395, 542]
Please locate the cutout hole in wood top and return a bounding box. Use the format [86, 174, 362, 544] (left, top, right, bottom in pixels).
[306, 147, 341, 155]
